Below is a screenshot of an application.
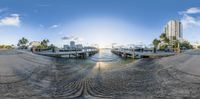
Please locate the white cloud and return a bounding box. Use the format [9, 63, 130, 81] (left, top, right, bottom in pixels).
[181, 14, 200, 28]
[50, 24, 59, 28]
[62, 36, 84, 42]
[180, 7, 200, 15]
[0, 14, 20, 27]
[180, 7, 200, 29]
[179, 7, 200, 44]
[62, 36, 74, 40]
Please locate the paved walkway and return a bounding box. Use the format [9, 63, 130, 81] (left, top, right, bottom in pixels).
[0, 49, 200, 99]
[177, 50, 200, 76]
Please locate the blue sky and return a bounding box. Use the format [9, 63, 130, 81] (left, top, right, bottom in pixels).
[0, 0, 200, 48]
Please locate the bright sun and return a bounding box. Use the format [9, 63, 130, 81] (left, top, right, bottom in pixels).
[98, 43, 111, 48]
[98, 44, 104, 48]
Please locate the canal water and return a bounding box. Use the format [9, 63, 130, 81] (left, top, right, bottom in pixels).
[90, 48, 120, 62]
[52, 48, 134, 71]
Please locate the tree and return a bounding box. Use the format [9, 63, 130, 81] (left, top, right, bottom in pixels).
[159, 33, 170, 43]
[41, 39, 49, 48]
[153, 39, 161, 48]
[48, 44, 57, 52]
[48, 44, 56, 49]
[198, 45, 200, 49]
[180, 41, 193, 49]
[172, 40, 179, 48]
[18, 37, 29, 49]
[163, 37, 170, 44]
[160, 33, 166, 39]
[159, 44, 168, 51]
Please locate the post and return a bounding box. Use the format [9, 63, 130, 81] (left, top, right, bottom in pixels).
[132, 48, 135, 59]
[75, 48, 77, 58]
[153, 47, 156, 53]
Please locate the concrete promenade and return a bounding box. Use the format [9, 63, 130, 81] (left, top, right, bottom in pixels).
[0, 49, 200, 98]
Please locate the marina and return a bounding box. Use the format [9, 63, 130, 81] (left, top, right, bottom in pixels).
[0, 0, 200, 98]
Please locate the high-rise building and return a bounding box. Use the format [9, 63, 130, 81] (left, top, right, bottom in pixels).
[163, 20, 183, 41]
[70, 41, 76, 48]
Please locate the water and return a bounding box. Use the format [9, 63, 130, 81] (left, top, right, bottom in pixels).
[90, 48, 120, 62]
[51, 48, 134, 71]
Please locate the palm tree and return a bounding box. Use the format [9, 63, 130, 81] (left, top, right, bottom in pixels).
[18, 37, 29, 49]
[153, 39, 161, 48]
[159, 33, 170, 44]
[41, 39, 49, 48]
[160, 33, 166, 40]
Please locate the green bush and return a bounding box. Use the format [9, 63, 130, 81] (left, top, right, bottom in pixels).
[0, 45, 12, 49]
[198, 45, 200, 49]
[180, 41, 193, 49]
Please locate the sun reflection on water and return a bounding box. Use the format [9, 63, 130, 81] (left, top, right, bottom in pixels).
[95, 62, 108, 70]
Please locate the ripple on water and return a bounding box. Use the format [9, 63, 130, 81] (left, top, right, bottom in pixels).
[90, 49, 120, 62]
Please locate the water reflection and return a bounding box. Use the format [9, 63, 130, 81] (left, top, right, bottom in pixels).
[52, 49, 134, 72]
[95, 62, 107, 71]
[90, 48, 120, 62]
[91, 49, 134, 72]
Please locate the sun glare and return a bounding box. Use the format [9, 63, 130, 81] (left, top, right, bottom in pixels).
[98, 44, 104, 48]
[97, 43, 111, 48]
[63, 16, 135, 47]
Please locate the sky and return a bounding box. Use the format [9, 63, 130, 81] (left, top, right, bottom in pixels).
[0, 0, 200, 48]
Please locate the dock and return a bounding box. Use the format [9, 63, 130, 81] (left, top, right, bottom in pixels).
[36, 47, 99, 58]
[111, 48, 135, 58]
[111, 48, 176, 59]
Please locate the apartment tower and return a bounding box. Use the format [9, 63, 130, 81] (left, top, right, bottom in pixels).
[163, 20, 183, 41]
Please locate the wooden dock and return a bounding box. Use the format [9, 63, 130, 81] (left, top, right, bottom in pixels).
[36, 48, 99, 58]
[111, 48, 135, 58]
[111, 48, 175, 59]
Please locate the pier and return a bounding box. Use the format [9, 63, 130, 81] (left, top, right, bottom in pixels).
[111, 48, 176, 59]
[36, 47, 99, 58]
[111, 48, 135, 58]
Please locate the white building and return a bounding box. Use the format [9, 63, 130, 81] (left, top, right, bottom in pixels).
[163, 20, 183, 41]
[29, 41, 41, 48]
